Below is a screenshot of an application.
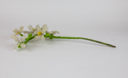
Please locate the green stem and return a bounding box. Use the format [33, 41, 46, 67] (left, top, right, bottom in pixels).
[52, 36, 116, 48]
[24, 34, 37, 44]
[19, 33, 116, 48]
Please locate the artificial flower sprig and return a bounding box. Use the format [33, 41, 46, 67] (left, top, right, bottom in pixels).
[11, 25, 116, 49]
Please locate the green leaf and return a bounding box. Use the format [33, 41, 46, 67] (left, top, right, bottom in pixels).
[18, 45, 21, 48]
[26, 34, 33, 40]
[50, 34, 54, 37]
[20, 34, 23, 36]
[28, 34, 32, 37]
[45, 33, 50, 37]
[26, 36, 31, 40]
[49, 36, 53, 39]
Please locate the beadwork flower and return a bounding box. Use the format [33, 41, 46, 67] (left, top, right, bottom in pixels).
[34, 24, 48, 41]
[11, 24, 116, 49]
[23, 25, 39, 34]
[11, 34, 28, 49]
[13, 26, 24, 36]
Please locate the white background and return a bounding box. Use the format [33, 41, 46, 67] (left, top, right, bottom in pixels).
[0, 0, 128, 78]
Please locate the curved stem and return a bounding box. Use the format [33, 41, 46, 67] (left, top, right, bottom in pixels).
[19, 34, 116, 48]
[52, 36, 116, 48]
[24, 34, 37, 44]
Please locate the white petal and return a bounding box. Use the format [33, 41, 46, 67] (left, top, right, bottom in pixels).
[19, 26, 24, 33]
[21, 34, 28, 41]
[34, 36, 39, 41]
[54, 31, 60, 34]
[40, 35, 45, 40]
[41, 24, 48, 33]
[50, 31, 52, 34]
[24, 34, 28, 38]
[50, 31, 60, 34]
[14, 37, 20, 42]
[20, 43, 26, 48]
[15, 34, 19, 36]
[14, 45, 18, 49]
[17, 43, 20, 45]
[23, 31, 32, 34]
[20, 37, 23, 41]
[14, 43, 20, 49]
[13, 28, 19, 34]
[14, 37, 18, 41]
[17, 37, 21, 42]
[11, 34, 18, 41]
[35, 25, 40, 30]
[46, 31, 50, 33]
[11, 34, 16, 39]
[42, 24, 47, 29]
[34, 31, 38, 35]
[37, 26, 41, 32]
[28, 25, 34, 32]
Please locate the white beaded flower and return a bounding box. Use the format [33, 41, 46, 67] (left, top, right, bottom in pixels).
[13, 26, 24, 36]
[34, 24, 48, 41]
[23, 25, 39, 34]
[11, 34, 28, 49]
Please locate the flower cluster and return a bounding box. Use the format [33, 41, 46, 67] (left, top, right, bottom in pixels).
[11, 25, 116, 49]
[11, 25, 60, 49]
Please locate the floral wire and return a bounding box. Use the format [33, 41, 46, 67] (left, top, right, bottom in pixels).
[19, 33, 116, 48]
[18, 32, 116, 48]
[52, 36, 116, 48]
